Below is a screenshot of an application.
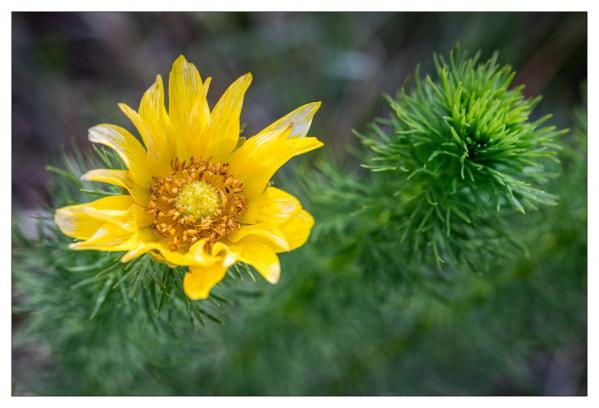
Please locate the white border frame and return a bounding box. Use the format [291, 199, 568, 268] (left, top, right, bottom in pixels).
[2, 1, 595, 405]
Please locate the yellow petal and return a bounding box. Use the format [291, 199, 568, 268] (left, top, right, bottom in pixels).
[88, 124, 152, 187]
[158, 240, 214, 266]
[186, 77, 212, 159]
[55, 208, 103, 240]
[227, 223, 289, 252]
[227, 224, 289, 252]
[55, 195, 135, 239]
[158, 240, 238, 267]
[120, 229, 239, 268]
[240, 187, 315, 252]
[210, 241, 239, 267]
[241, 187, 301, 225]
[77, 196, 150, 233]
[278, 208, 315, 251]
[81, 169, 150, 206]
[168, 55, 210, 161]
[205, 73, 252, 162]
[184, 263, 228, 300]
[120, 231, 207, 265]
[231, 241, 280, 284]
[69, 222, 137, 252]
[257, 101, 321, 139]
[168, 55, 203, 119]
[119, 228, 159, 262]
[229, 130, 323, 200]
[119, 75, 172, 177]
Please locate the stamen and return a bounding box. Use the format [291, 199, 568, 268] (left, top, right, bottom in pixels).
[147, 158, 246, 252]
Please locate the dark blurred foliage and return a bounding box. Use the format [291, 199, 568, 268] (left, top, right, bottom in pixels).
[12, 12, 586, 210]
[12, 12, 586, 396]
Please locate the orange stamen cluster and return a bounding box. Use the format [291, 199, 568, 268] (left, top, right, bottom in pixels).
[147, 157, 246, 252]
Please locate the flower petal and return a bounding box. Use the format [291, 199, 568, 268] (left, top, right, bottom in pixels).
[158, 240, 215, 267]
[69, 222, 137, 251]
[184, 263, 228, 300]
[168, 55, 211, 161]
[186, 77, 212, 159]
[231, 241, 281, 284]
[205, 73, 252, 162]
[118, 228, 160, 262]
[257, 102, 321, 139]
[241, 187, 301, 225]
[88, 124, 152, 187]
[240, 187, 315, 251]
[55, 208, 103, 240]
[227, 223, 289, 252]
[168, 55, 203, 120]
[77, 197, 150, 233]
[81, 169, 150, 206]
[120, 229, 239, 268]
[119, 74, 172, 177]
[120, 231, 207, 265]
[278, 208, 315, 251]
[229, 129, 323, 200]
[55, 195, 136, 239]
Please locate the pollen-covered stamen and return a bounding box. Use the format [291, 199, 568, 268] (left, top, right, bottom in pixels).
[147, 158, 246, 252]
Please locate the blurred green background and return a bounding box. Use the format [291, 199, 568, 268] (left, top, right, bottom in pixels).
[12, 12, 587, 395]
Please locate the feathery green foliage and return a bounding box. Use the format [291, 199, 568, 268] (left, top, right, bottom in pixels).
[356, 47, 567, 271]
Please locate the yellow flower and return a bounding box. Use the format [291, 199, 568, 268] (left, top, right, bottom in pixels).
[55, 55, 323, 300]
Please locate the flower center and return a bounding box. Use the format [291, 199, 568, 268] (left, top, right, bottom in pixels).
[147, 158, 246, 252]
[175, 181, 221, 220]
